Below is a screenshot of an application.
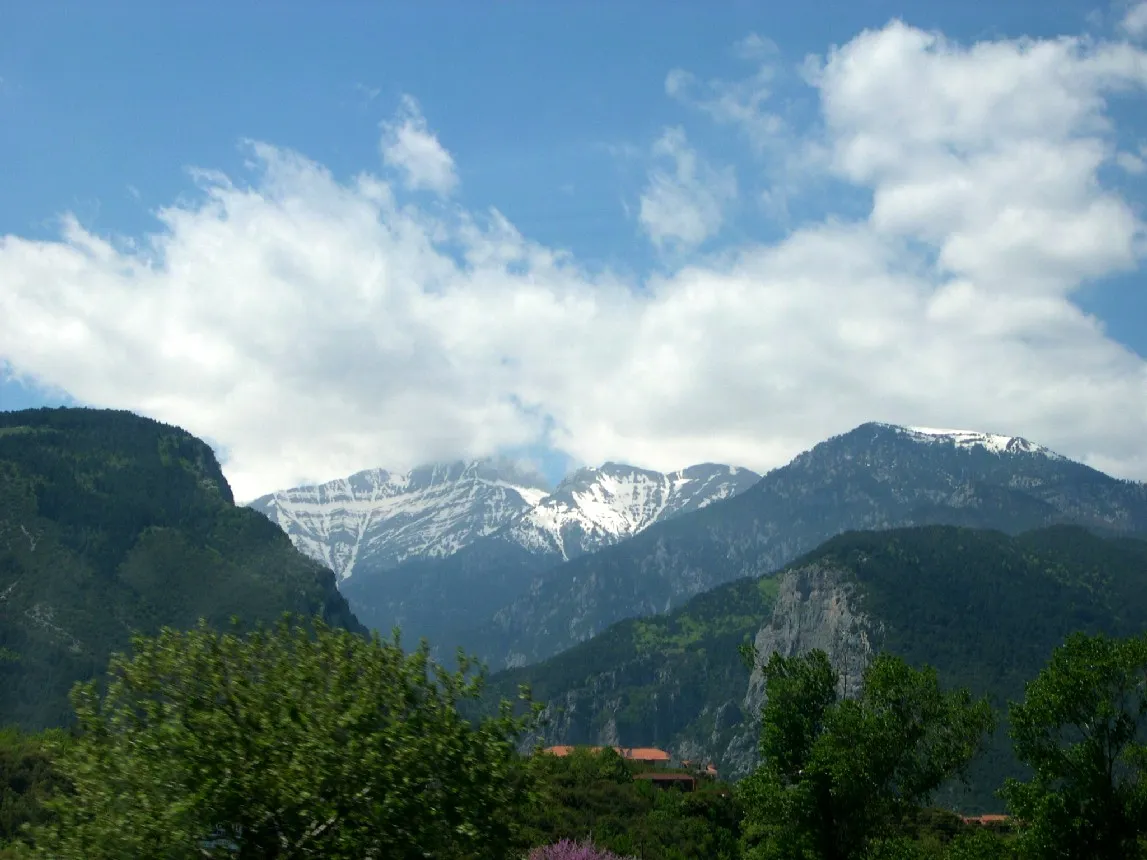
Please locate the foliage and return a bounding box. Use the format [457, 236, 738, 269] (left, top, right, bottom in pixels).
[1001, 631, 1147, 859]
[483, 572, 778, 757]
[519, 747, 741, 860]
[527, 838, 635, 859]
[23, 616, 538, 859]
[0, 728, 69, 851]
[0, 407, 362, 730]
[738, 649, 995, 860]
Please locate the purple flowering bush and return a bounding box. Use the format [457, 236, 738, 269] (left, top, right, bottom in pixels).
[527, 838, 636, 860]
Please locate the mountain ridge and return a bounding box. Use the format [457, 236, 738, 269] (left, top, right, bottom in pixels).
[248, 459, 551, 580]
[338, 460, 761, 648]
[454, 421, 1147, 669]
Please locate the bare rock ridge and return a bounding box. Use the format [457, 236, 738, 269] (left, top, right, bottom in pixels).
[719, 561, 880, 780]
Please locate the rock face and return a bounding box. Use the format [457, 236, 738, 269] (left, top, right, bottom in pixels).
[720, 562, 880, 780]
[505, 558, 880, 775]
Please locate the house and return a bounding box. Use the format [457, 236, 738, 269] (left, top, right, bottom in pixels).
[541, 745, 672, 765]
[622, 747, 672, 765]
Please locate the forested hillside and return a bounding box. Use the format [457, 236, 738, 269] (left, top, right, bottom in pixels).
[0, 408, 362, 730]
[485, 524, 1147, 812]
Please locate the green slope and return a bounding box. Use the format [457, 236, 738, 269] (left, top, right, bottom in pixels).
[0, 408, 363, 730]
[486, 525, 1147, 813]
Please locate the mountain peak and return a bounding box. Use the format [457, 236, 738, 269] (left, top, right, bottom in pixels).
[874, 422, 1063, 459]
[508, 461, 760, 560]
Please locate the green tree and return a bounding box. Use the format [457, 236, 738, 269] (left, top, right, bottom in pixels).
[1001, 631, 1147, 859]
[738, 649, 994, 860]
[25, 616, 538, 859]
[0, 727, 69, 852]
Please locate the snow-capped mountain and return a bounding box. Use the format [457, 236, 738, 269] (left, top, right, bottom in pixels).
[248, 461, 550, 580]
[507, 462, 760, 559]
[335, 459, 760, 651]
[250, 459, 759, 583]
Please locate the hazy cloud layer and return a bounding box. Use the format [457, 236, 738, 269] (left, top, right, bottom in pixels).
[2, 20, 1146, 499]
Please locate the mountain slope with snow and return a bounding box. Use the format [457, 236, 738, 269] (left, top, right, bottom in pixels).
[893, 424, 1065, 459]
[338, 461, 760, 647]
[508, 462, 759, 559]
[248, 461, 550, 580]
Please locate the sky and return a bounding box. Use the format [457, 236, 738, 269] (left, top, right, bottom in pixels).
[1, 1, 1146, 501]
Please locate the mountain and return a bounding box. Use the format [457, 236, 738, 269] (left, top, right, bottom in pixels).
[339, 462, 759, 648]
[247, 460, 551, 580]
[458, 422, 1147, 669]
[502, 462, 760, 560]
[0, 407, 363, 731]
[483, 524, 1147, 813]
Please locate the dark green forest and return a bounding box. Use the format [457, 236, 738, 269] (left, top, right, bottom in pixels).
[0, 407, 361, 730]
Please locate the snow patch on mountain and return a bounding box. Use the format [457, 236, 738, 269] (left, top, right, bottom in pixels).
[893, 425, 1065, 459]
[249, 460, 551, 580]
[252, 458, 761, 582]
[508, 462, 760, 559]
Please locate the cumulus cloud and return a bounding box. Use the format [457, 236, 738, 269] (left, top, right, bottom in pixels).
[639, 127, 737, 251]
[380, 94, 458, 195]
[808, 21, 1147, 292]
[1, 20, 1147, 500]
[1123, 2, 1147, 39]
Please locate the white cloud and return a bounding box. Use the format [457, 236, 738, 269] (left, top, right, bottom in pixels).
[1, 20, 1147, 500]
[808, 21, 1147, 292]
[638, 127, 737, 251]
[1116, 149, 1147, 173]
[666, 50, 828, 225]
[1122, 2, 1147, 39]
[380, 95, 458, 195]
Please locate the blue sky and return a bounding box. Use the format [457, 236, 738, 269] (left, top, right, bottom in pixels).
[2, 1, 1146, 497]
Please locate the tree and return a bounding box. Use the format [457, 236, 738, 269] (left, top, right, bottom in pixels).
[738, 648, 995, 860]
[25, 616, 539, 859]
[0, 727, 69, 852]
[1001, 631, 1147, 859]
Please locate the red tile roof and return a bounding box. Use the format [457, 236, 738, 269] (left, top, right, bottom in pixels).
[622, 747, 672, 762]
[541, 745, 672, 763]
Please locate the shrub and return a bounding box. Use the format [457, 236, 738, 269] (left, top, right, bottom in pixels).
[528, 838, 635, 860]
